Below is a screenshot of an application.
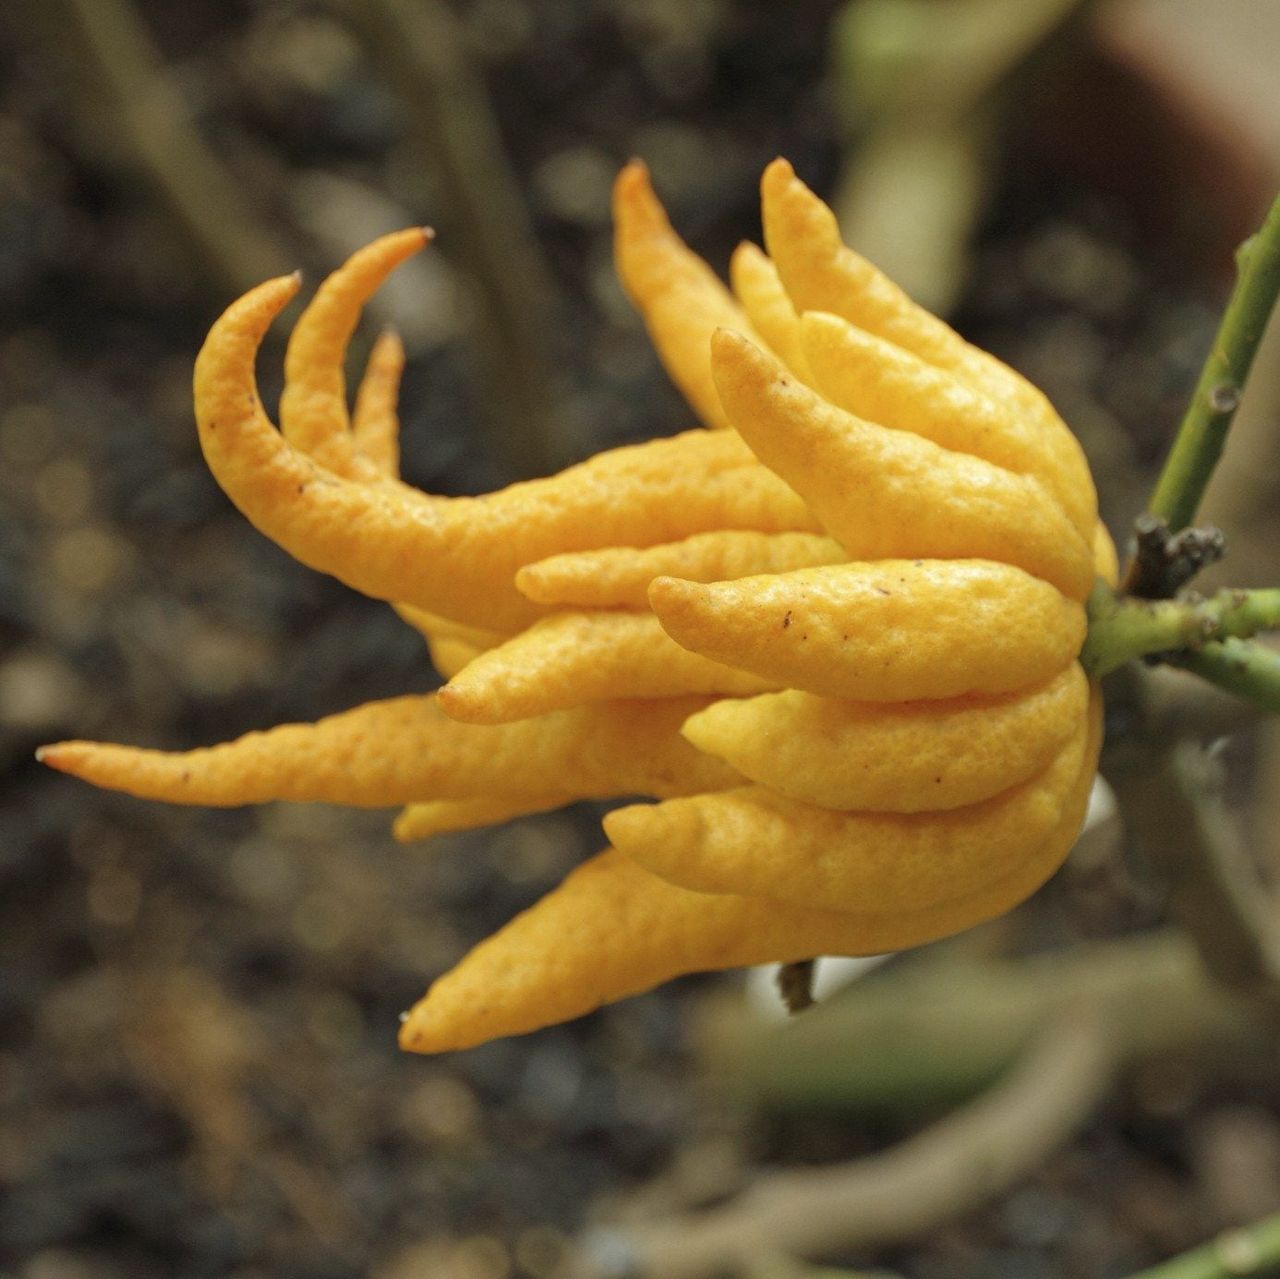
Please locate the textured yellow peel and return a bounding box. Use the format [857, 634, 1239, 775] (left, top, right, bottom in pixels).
[437, 611, 779, 724]
[399, 691, 1100, 1054]
[729, 241, 813, 383]
[39, 695, 743, 808]
[1093, 521, 1120, 588]
[280, 228, 429, 480]
[650, 560, 1086, 703]
[760, 158, 1058, 427]
[424, 634, 487, 681]
[680, 663, 1088, 813]
[515, 530, 845, 609]
[800, 311, 1096, 540]
[607, 701, 1091, 913]
[393, 794, 572, 842]
[42, 160, 1113, 1058]
[193, 282, 814, 631]
[710, 329, 1096, 601]
[351, 327, 406, 479]
[613, 160, 763, 429]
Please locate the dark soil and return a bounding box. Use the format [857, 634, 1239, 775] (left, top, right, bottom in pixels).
[2, 4, 1276, 1278]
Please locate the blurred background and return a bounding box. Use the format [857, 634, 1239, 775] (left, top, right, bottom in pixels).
[3, 1, 1280, 1276]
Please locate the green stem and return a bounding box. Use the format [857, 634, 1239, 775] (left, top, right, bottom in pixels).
[1080, 585, 1280, 678]
[1170, 638, 1280, 713]
[1124, 1212, 1280, 1279]
[1144, 193, 1280, 535]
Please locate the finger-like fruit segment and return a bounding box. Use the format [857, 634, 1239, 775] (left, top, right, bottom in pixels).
[760, 158, 1056, 426]
[800, 311, 1096, 540]
[680, 663, 1088, 812]
[400, 691, 1099, 1055]
[711, 331, 1095, 600]
[649, 560, 1087, 703]
[192, 283, 815, 631]
[729, 241, 813, 382]
[1093, 521, 1119, 588]
[425, 634, 486, 680]
[607, 705, 1090, 912]
[394, 605, 507, 676]
[516, 530, 845, 609]
[437, 612, 779, 724]
[37, 695, 742, 808]
[352, 328, 406, 478]
[614, 160, 762, 429]
[393, 794, 572, 842]
[281, 229, 429, 480]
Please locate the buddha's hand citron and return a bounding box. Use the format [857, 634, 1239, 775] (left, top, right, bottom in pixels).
[40, 159, 1108, 1056]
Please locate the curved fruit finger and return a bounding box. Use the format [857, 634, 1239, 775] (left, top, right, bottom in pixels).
[680, 663, 1088, 813]
[1093, 521, 1119, 588]
[400, 694, 1100, 1055]
[760, 158, 1056, 427]
[614, 160, 763, 429]
[650, 560, 1086, 703]
[38, 695, 742, 808]
[393, 794, 573, 842]
[607, 705, 1090, 913]
[352, 328, 406, 479]
[800, 311, 1096, 540]
[437, 611, 778, 724]
[729, 241, 813, 382]
[193, 283, 814, 631]
[280, 228, 429, 480]
[711, 329, 1095, 600]
[516, 530, 845, 609]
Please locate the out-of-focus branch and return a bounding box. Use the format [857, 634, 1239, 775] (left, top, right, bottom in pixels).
[574, 1005, 1115, 1279]
[697, 931, 1265, 1117]
[335, 0, 561, 479]
[1124, 1211, 1280, 1279]
[54, 0, 294, 294]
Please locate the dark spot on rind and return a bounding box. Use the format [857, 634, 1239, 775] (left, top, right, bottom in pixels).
[782, 611, 791, 629]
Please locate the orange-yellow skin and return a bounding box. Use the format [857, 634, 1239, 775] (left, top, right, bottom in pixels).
[437, 611, 779, 725]
[393, 794, 572, 842]
[38, 695, 742, 809]
[42, 162, 1113, 1058]
[650, 560, 1086, 703]
[729, 241, 813, 383]
[280, 229, 430, 481]
[351, 328, 405, 479]
[761, 158, 1058, 429]
[606, 700, 1092, 913]
[1094, 522, 1120, 588]
[398, 691, 1101, 1054]
[680, 663, 1088, 813]
[799, 311, 1096, 540]
[613, 160, 763, 429]
[192, 277, 815, 631]
[515, 530, 845, 610]
[711, 330, 1096, 601]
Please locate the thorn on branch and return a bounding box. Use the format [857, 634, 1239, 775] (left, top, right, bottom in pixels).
[1124, 515, 1227, 599]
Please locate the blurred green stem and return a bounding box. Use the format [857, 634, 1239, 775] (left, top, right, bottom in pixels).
[1170, 639, 1280, 714]
[1081, 584, 1280, 678]
[1124, 1211, 1280, 1279]
[1137, 193, 1280, 548]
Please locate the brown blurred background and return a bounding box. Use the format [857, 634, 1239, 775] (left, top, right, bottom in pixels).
[3, 2, 1280, 1277]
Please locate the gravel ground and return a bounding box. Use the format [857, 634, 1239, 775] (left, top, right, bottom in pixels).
[3, 3, 1277, 1277]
